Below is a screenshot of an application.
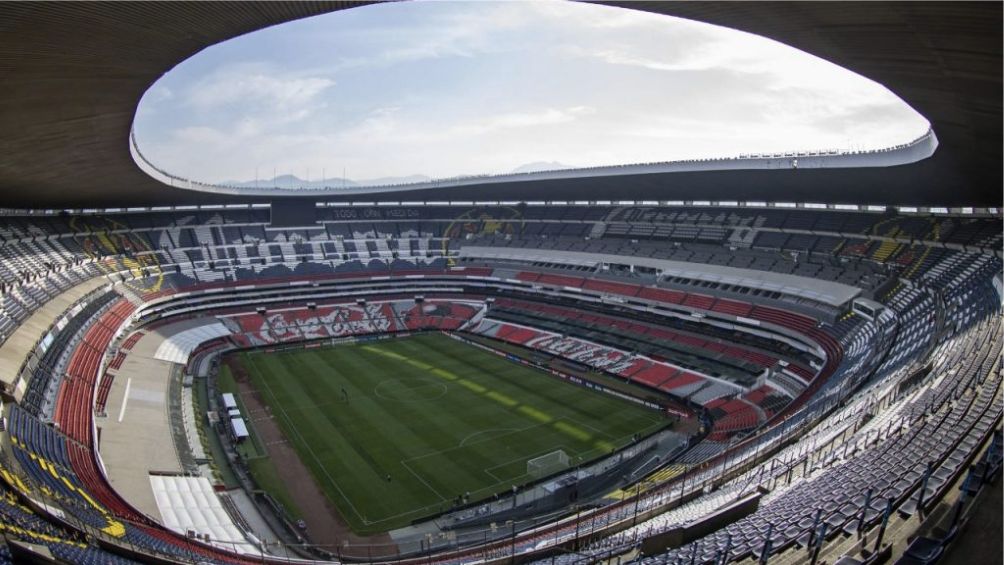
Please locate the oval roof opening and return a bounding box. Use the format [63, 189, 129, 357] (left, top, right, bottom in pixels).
[132, 1, 931, 192]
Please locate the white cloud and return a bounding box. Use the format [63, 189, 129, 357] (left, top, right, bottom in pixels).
[572, 19, 899, 102]
[149, 85, 174, 102]
[134, 1, 929, 185]
[451, 106, 596, 135]
[186, 64, 334, 112]
[586, 48, 699, 73]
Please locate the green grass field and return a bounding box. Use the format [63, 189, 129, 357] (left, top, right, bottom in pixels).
[234, 333, 666, 534]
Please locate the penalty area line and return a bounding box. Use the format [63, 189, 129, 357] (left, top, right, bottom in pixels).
[400, 459, 449, 502]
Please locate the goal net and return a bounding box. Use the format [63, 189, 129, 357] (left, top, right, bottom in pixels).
[526, 449, 571, 478]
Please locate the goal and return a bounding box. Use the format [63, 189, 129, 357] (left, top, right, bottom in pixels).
[526, 449, 571, 478]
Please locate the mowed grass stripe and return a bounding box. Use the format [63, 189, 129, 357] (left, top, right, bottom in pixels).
[418, 337, 653, 444]
[358, 340, 538, 500]
[323, 346, 493, 508]
[258, 337, 639, 516]
[363, 339, 594, 489]
[384, 338, 629, 447]
[433, 343, 661, 456]
[253, 345, 488, 519]
[245, 352, 377, 520]
[236, 333, 667, 534]
[250, 348, 448, 519]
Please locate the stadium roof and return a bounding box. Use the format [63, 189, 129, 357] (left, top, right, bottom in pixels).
[0, 1, 999, 209]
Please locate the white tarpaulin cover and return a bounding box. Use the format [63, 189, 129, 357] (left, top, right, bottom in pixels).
[230, 417, 249, 439]
[149, 475, 258, 553]
[154, 322, 232, 364]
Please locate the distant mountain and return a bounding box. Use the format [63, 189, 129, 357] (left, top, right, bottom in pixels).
[219, 175, 345, 189]
[221, 173, 432, 189]
[510, 161, 575, 174]
[219, 164, 576, 189]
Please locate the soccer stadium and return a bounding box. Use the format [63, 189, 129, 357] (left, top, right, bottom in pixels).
[0, 2, 1001, 565]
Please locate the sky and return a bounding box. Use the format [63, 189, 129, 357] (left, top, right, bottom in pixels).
[133, 0, 931, 185]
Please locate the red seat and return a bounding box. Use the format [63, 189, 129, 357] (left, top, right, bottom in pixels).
[582, 279, 640, 296]
[637, 287, 685, 304]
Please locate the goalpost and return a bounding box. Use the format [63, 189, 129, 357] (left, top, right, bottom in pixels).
[526, 449, 571, 479]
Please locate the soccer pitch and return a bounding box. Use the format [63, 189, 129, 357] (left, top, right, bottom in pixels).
[234, 332, 666, 534]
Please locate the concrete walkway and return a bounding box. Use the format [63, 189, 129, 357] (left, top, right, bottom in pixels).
[0, 276, 109, 398]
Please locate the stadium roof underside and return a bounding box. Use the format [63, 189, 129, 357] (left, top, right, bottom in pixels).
[0, 1, 999, 209]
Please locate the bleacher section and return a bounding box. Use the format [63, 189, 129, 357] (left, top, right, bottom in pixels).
[53, 298, 135, 445]
[0, 205, 998, 564]
[0, 206, 994, 326]
[645, 317, 1001, 564]
[221, 299, 483, 346]
[468, 295, 811, 419]
[0, 451, 136, 564]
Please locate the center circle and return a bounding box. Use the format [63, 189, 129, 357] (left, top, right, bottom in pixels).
[373, 377, 448, 402]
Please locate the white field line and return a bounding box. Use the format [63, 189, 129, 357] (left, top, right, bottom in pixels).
[246, 354, 369, 524]
[400, 459, 449, 502]
[117, 378, 132, 423]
